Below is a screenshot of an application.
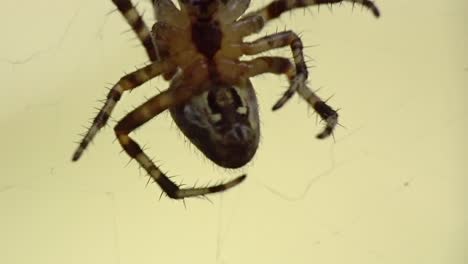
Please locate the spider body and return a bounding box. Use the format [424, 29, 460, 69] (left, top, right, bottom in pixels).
[72, 0, 380, 199]
[154, 1, 260, 168]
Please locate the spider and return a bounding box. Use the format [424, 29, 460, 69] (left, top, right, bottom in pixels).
[72, 0, 380, 199]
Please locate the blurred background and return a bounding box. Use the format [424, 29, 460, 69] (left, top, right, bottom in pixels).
[0, 0, 466, 263]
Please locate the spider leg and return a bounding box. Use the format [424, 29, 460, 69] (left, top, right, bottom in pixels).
[244, 56, 295, 78]
[114, 89, 246, 199]
[244, 56, 338, 139]
[152, 22, 179, 80]
[72, 61, 171, 161]
[231, 14, 265, 38]
[298, 84, 339, 139]
[248, 0, 380, 22]
[111, 0, 159, 61]
[241, 31, 307, 110]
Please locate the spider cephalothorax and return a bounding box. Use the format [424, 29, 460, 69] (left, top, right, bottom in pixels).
[72, 0, 380, 199]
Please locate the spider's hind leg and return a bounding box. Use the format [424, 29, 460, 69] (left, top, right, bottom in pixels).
[114, 89, 246, 199]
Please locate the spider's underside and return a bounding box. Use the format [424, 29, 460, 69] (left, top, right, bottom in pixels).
[72, 0, 380, 199]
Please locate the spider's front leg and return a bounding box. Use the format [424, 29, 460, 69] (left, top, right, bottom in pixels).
[111, 0, 159, 61]
[114, 85, 246, 199]
[244, 56, 338, 139]
[241, 30, 308, 110]
[72, 60, 171, 161]
[249, 0, 380, 21]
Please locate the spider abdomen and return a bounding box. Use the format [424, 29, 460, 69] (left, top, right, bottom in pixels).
[170, 80, 260, 168]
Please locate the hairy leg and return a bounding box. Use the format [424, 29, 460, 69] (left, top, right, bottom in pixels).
[72, 60, 171, 161]
[297, 84, 339, 139]
[244, 56, 338, 138]
[241, 31, 307, 110]
[111, 0, 159, 61]
[114, 89, 246, 199]
[248, 0, 380, 22]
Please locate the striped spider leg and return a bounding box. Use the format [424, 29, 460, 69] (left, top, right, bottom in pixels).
[232, 0, 379, 137]
[72, 61, 171, 161]
[72, 0, 163, 160]
[248, 0, 380, 23]
[242, 56, 337, 138]
[241, 0, 380, 107]
[111, 0, 160, 61]
[110, 0, 177, 75]
[240, 30, 308, 111]
[230, 13, 309, 111]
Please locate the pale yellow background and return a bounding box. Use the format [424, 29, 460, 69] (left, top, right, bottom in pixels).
[0, 0, 466, 263]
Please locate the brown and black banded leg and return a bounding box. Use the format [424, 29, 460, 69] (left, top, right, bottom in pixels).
[241, 31, 307, 110]
[244, 56, 338, 139]
[244, 56, 295, 79]
[151, 22, 178, 80]
[114, 90, 246, 199]
[249, 0, 380, 22]
[72, 61, 170, 161]
[230, 14, 265, 38]
[111, 0, 159, 61]
[298, 84, 339, 139]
